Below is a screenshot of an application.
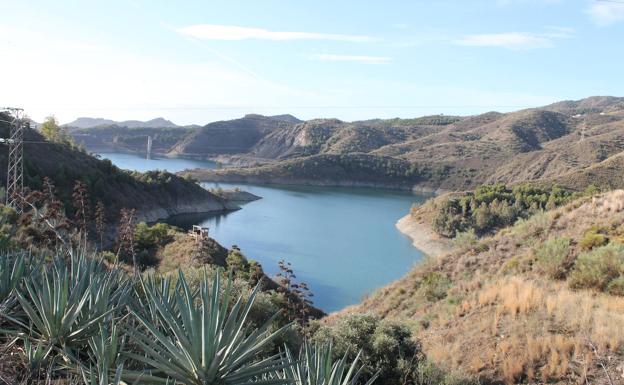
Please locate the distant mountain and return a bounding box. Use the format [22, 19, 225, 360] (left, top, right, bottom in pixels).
[65, 117, 117, 129]
[65, 117, 179, 129]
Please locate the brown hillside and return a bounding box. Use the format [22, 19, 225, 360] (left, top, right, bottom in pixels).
[327, 190, 624, 384]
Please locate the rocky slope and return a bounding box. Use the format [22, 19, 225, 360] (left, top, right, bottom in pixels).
[182, 96, 624, 192]
[167, 114, 298, 157]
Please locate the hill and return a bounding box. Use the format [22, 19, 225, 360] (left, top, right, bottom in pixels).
[70, 125, 191, 154]
[326, 189, 624, 384]
[181, 97, 624, 192]
[65, 117, 179, 129]
[167, 114, 297, 157]
[0, 113, 236, 223]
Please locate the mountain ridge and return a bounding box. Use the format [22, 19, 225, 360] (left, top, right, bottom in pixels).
[65, 117, 179, 129]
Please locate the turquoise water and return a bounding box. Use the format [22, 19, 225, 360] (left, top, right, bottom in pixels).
[98, 152, 217, 173]
[98, 152, 429, 312]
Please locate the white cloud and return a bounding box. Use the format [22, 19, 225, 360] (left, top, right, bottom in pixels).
[543, 26, 575, 38]
[0, 26, 325, 125]
[455, 31, 562, 50]
[496, 0, 563, 5]
[177, 24, 376, 42]
[313, 54, 392, 64]
[587, 2, 624, 26]
[455, 32, 551, 49]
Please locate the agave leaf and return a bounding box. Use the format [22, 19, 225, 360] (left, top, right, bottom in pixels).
[125, 269, 291, 385]
[283, 341, 379, 385]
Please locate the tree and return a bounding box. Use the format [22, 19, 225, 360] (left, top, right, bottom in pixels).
[40, 116, 73, 145]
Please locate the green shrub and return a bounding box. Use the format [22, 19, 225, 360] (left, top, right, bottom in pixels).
[417, 272, 452, 302]
[310, 313, 423, 385]
[534, 237, 571, 279]
[414, 360, 478, 385]
[569, 243, 624, 291]
[431, 183, 581, 238]
[579, 229, 608, 250]
[134, 222, 175, 250]
[453, 229, 478, 252]
[606, 276, 624, 296]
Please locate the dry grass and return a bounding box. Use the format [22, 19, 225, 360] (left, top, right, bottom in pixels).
[330, 190, 624, 383]
[422, 275, 624, 383]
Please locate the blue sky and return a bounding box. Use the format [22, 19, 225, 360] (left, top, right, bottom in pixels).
[1, 0, 623, 125]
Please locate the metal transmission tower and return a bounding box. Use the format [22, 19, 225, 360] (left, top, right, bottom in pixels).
[2, 107, 25, 213]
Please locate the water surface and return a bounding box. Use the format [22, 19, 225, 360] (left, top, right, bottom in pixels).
[99, 152, 429, 311]
[98, 152, 217, 173]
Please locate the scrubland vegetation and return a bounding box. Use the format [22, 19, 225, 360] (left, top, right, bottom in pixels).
[0, 175, 432, 385]
[427, 184, 597, 237]
[335, 189, 624, 384]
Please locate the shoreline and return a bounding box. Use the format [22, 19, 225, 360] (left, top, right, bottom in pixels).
[184, 173, 450, 194]
[395, 214, 453, 258]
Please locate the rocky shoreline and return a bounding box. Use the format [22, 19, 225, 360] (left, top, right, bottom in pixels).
[181, 171, 447, 193]
[136, 199, 240, 223]
[395, 214, 453, 258]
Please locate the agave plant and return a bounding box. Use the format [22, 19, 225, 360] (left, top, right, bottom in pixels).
[9, 250, 131, 351]
[283, 342, 379, 385]
[124, 269, 291, 385]
[21, 337, 54, 378]
[73, 322, 127, 385]
[0, 253, 25, 311]
[0, 253, 28, 333]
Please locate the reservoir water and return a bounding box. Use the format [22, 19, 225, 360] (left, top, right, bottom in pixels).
[99, 152, 429, 312]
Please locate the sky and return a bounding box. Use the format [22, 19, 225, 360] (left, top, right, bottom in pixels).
[1, 0, 623, 125]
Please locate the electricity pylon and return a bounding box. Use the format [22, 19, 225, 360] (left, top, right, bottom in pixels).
[2, 107, 25, 213]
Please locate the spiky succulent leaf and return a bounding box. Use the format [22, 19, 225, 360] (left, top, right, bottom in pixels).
[124, 269, 291, 385]
[283, 341, 379, 385]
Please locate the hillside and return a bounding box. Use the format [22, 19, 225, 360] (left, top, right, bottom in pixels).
[327, 190, 624, 384]
[181, 97, 624, 192]
[167, 114, 298, 157]
[0, 114, 236, 223]
[183, 153, 436, 189]
[70, 125, 191, 154]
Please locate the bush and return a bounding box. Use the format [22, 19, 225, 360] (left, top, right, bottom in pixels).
[606, 276, 624, 296]
[311, 313, 423, 385]
[431, 184, 581, 238]
[569, 243, 624, 291]
[414, 360, 477, 385]
[534, 237, 571, 279]
[417, 272, 452, 302]
[453, 229, 479, 252]
[579, 228, 608, 250]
